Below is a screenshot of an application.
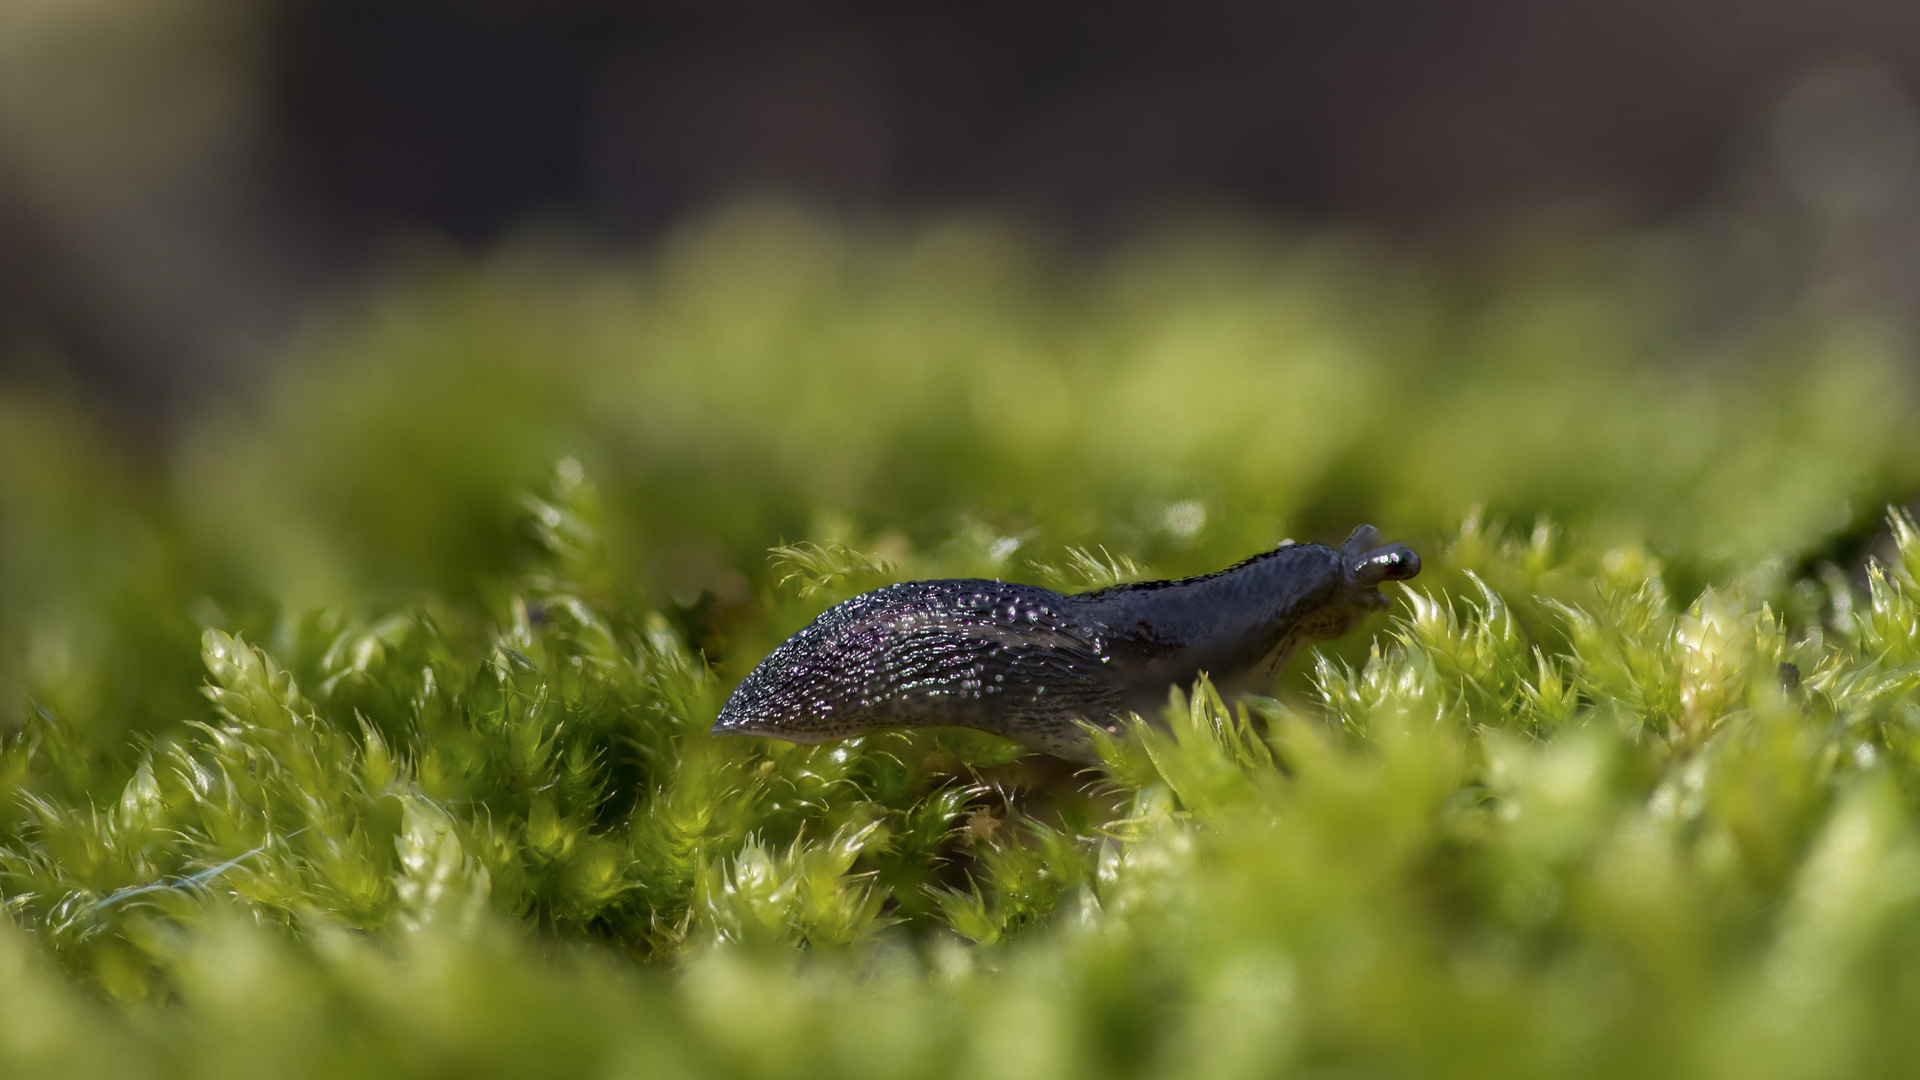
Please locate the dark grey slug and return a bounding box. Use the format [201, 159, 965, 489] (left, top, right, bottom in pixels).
[712, 525, 1420, 762]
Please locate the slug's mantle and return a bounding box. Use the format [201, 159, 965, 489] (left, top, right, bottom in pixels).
[713, 525, 1421, 761]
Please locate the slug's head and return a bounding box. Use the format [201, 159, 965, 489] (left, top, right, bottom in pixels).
[1247, 524, 1423, 679]
[1338, 524, 1422, 615]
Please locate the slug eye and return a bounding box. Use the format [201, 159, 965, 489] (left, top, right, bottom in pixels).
[1351, 544, 1421, 587]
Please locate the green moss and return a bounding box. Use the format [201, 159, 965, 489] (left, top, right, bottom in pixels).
[4, 205, 1920, 1077]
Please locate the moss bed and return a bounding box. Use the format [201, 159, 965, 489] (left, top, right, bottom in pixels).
[4, 206, 1920, 1078]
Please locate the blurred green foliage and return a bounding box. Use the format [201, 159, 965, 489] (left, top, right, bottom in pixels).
[3, 204, 1920, 1078]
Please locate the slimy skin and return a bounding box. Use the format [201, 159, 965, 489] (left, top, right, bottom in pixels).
[712, 525, 1420, 762]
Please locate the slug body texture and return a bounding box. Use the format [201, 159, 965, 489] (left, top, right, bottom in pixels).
[713, 526, 1420, 761]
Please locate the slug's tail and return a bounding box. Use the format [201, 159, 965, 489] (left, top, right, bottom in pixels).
[711, 663, 844, 745]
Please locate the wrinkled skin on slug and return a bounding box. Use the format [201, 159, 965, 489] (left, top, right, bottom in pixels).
[712, 525, 1421, 762]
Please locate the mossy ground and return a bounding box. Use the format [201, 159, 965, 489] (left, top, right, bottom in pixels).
[4, 205, 1920, 1078]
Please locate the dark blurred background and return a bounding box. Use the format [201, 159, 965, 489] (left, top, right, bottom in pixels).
[6, 0, 1920, 419]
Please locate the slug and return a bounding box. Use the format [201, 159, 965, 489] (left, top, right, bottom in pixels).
[712, 525, 1420, 762]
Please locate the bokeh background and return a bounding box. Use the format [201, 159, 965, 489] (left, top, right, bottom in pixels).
[12, 0, 1920, 416]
